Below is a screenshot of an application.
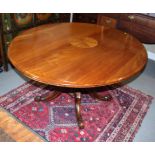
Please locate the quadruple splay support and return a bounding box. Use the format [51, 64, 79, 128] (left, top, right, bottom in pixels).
[35, 91, 112, 129]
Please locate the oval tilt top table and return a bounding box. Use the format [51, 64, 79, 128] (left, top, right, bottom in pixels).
[8, 23, 147, 129]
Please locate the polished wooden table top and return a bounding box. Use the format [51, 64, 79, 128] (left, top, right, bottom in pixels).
[8, 23, 147, 88]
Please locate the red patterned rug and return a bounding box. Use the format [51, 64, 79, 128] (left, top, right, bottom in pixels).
[0, 81, 153, 142]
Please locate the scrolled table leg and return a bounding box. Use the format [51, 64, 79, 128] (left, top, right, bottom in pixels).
[35, 91, 61, 102]
[75, 92, 84, 129]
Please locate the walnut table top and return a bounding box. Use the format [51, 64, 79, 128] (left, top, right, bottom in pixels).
[8, 23, 147, 88]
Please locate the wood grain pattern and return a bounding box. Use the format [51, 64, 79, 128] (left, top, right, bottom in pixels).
[8, 23, 147, 88]
[0, 109, 43, 142]
[97, 15, 117, 28]
[0, 128, 15, 142]
[97, 13, 155, 43]
[70, 37, 98, 48]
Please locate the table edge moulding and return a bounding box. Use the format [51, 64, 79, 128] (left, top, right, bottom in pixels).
[8, 22, 147, 129]
[8, 22, 147, 88]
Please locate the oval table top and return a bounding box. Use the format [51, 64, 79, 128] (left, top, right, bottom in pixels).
[8, 23, 147, 88]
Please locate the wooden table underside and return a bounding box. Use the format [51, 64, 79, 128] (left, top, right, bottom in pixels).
[8, 23, 147, 129]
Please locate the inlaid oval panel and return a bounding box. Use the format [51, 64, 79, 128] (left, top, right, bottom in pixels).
[70, 37, 98, 48]
[8, 23, 147, 88]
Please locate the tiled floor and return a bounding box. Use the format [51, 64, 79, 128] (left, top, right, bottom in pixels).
[0, 60, 155, 142]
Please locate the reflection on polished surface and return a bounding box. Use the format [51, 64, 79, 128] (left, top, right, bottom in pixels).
[8, 23, 147, 129]
[8, 23, 147, 88]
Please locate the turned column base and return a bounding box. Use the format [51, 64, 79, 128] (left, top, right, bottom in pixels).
[34, 90, 112, 129]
